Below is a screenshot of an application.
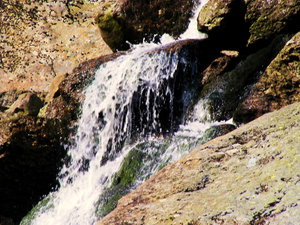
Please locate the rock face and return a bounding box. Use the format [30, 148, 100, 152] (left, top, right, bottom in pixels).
[97, 0, 195, 51]
[245, 0, 300, 48]
[198, 0, 300, 50]
[0, 116, 68, 223]
[98, 102, 300, 225]
[197, 0, 300, 122]
[0, 0, 112, 93]
[234, 32, 300, 124]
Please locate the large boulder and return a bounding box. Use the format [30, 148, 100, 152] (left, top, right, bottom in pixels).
[198, 0, 300, 50]
[0, 116, 68, 224]
[97, 102, 300, 225]
[97, 0, 195, 51]
[44, 52, 123, 121]
[233, 32, 300, 124]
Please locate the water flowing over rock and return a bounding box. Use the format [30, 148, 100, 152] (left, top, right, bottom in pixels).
[98, 102, 300, 225]
[25, 36, 229, 225]
[1, 0, 299, 224]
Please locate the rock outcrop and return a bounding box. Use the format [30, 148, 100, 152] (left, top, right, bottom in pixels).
[197, 0, 300, 122]
[97, 0, 195, 51]
[0, 0, 112, 93]
[98, 102, 300, 225]
[234, 32, 300, 124]
[198, 0, 300, 50]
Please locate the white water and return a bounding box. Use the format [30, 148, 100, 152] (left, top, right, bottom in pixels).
[28, 1, 220, 225]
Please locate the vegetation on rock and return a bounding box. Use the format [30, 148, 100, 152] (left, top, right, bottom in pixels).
[234, 32, 300, 124]
[97, 0, 195, 50]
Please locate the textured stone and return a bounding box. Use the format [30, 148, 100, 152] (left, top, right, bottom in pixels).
[98, 102, 300, 225]
[0, 0, 112, 93]
[6, 92, 43, 116]
[197, 0, 300, 50]
[197, 0, 247, 49]
[97, 0, 195, 50]
[234, 32, 300, 124]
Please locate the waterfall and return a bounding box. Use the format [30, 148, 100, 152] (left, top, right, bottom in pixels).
[24, 1, 224, 225]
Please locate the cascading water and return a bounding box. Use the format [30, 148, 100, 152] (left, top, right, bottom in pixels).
[23, 1, 227, 225]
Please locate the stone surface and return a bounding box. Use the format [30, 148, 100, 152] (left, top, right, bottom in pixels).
[44, 52, 123, 120]
[234, 32, 300, 124]
[97, 0, 195, 51]
[245, 0, 300, 47]
[98, 102, 300, 225]
[197, 0, 300, 50]
[0, 0, 112, 93]
[199, 34, 288, 121]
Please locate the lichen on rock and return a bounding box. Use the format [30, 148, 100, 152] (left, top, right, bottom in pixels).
[97, 102, 300, 225]
[234, 32, 300, 124]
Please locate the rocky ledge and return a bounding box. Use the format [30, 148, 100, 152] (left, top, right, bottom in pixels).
[98, 102, 300, 225]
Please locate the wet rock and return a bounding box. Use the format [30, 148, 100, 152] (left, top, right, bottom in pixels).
[44, 52, 123, 121]
[233, 32, 300, 124]
[0, 116, 68, 223]
[97, 0, 195, 51]
[97, 102, 300, 225]
[201, 50, 239, 85]
[199, 35, 288, 121]
[130, 39, 220, 135]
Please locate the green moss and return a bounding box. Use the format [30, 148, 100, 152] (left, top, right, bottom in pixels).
[112, 149, 146, 186]
[20, 194, 54, 225]
[96, 9, 125, 51]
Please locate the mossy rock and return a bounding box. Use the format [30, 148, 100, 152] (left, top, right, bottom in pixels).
[20, 194, 54, 225]
[200, 35, 288, 121]
[97, 147, 146, 217]
[197, 0, 300, 50]
[197, 0, 248, 49]
[233, 32, 300, 124]
[246, 0, 300, 47]
[96, 9, 126, 52]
